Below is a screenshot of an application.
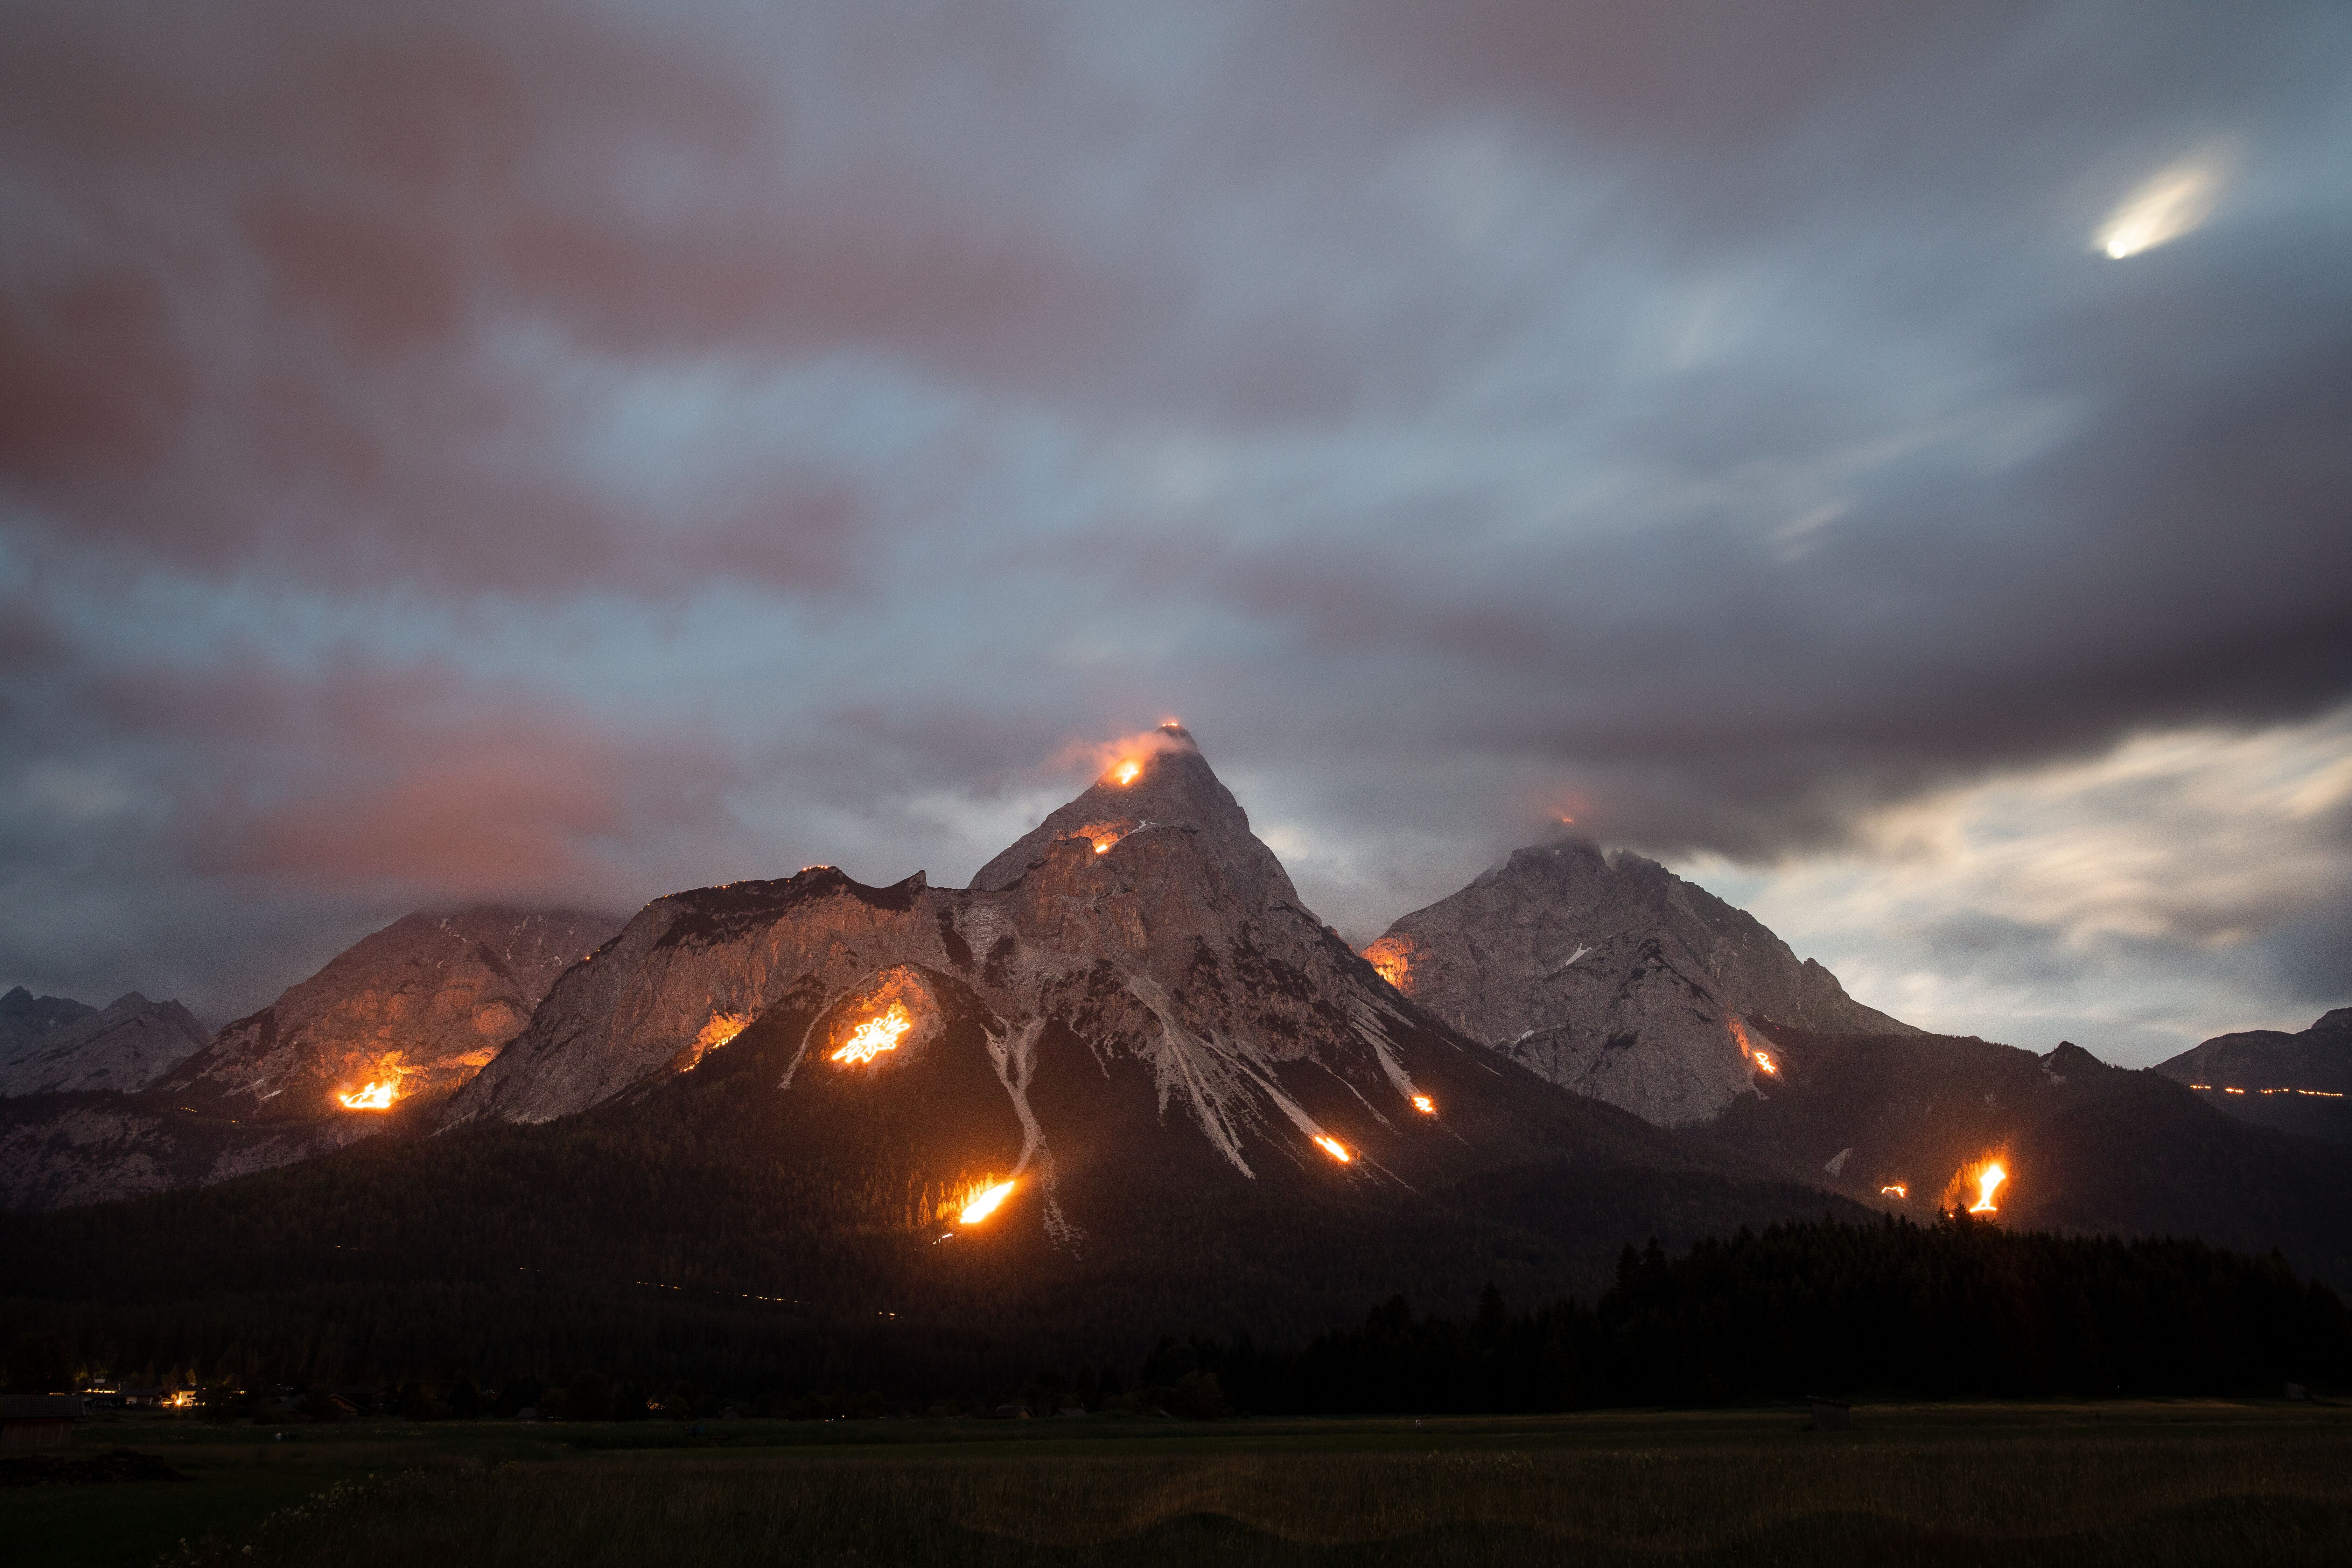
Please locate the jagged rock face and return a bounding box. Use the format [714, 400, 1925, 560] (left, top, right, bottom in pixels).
[0, 993, 210, 1096]
[161, 908, 623, 1121]
[450, 729, 1480, 1210]
[1364, 840, 1913, 1127]
[0, 986, 98, 1056]
[2156, 1009, 2352, 1092]
[0, 1096, 375, 1210]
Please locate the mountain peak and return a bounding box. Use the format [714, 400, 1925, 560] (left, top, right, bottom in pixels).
[1367, 834, 1912, 1126]
[968, 728, 1298, 908]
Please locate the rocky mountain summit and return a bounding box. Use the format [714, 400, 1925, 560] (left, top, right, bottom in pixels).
[0, 986, 98, 1055]
[1364, 839, 1912, 1127]
[0, 908, 620, 1211]
[451, 727, 1512, 1216]
[162, 907, 623, 1121]
[0, 992, 210, 1097]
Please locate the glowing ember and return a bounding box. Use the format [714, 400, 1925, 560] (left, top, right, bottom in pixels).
[1881, 1183, 1907, 1198]
[338, 1081, 397, 1110]
[960, 1180, 1015, 1224]
[1113, 759, 1141, 785]
[832, 1003, 913, 1065]
[1313, 1135, 1351, 1163]
[1752, 1049, 1779, 1076]
[1728, 1016, 1773, 1071]
[1411, 1094, 1434, 1114]
[1968, 1162, 2007, 1214]
[1363, 933, 1415, 994]
[1092, 836, 1116, 854]
[697, 1013, 750, 1051]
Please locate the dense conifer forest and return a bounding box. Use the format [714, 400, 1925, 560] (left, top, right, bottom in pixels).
[7, 1209, 2343, 1418]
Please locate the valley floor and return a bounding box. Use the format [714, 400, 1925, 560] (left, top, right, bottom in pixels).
[11, 1400, 2350, 1568]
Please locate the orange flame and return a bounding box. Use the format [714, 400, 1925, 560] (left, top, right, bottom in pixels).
[832, 1003, 913, 1065]
[1880, 1183, 1907, 1198]
[698, 1013, 750, 1051]
[1313, 1135, 1351, 1163]
[960, 1180, 1015, 1224]
[1363, 933, 1415, 994]
[1093, 838, 1114, 854]
[1113, 759, 1141, 785]
[1728, 1017, 1777, 1073]
[338, 1080, 398, 1110]
[1968, 1162, 2007, 1213]
[1411, 1094, 1435, 1114]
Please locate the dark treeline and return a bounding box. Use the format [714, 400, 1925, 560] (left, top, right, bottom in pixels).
[1168, 1212, 2352, 1414]
[9, 1212, 2347, 1415]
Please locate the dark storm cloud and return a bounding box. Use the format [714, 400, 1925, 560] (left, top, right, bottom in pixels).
[1, 1, 2347, 1035]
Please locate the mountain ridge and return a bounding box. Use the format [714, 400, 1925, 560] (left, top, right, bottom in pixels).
[1365, 837, 1913, 1126]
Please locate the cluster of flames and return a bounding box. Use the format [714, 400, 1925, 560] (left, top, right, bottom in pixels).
[674, 1011, 751, 1073]
[1728, 1017, 1779, 1077]
[1363, 934, 1414, 995]
[1313, 1135, 1351, 1163]
[1930, 1153, 2008, 1216]
[960, 1180, 1015, 1224]
[832, 1002, 913, 1066]
[337, 1055, 420, 1110]
[1871, 1155, 2007, 1216]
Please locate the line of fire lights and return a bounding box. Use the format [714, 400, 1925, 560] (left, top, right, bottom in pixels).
[2188, 1084, 2345, 1098]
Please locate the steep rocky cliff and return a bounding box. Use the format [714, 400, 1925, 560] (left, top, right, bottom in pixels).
[0, 992, 210, 1096]
[0, 1096, 378, 1210]
[1363, 839, 1912, 1127]
[162, 907, 622, 1121]
[0, 986, 98, 1056]
[450, 729, 1503, 1215]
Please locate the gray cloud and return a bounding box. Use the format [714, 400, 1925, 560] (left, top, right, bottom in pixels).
[1, 1, 2347, 1043]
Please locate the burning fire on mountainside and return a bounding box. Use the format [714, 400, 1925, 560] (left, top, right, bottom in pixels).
[676, 1011, 752, 1072]
[960, 1180, 1015, 1224]
[1412, 1094, 1435, 1114]
[1942, 1153, 2009, 1217]
[833, 1003, 912, 1065]
[823, 968, 937, 1071]
[1071, 819, 1131, 856]
[1051, 722, 1194, 796]
[1314, 1135, 1352, 1163]
[1363, 933, 1415, 995]
[1881, 1183, 1908, 1199]
[336, 1055, 420, 1110]
[1728, 1017, 1778, 1076]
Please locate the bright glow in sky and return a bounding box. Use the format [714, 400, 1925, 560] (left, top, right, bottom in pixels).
[2096, 153, 2230, 259]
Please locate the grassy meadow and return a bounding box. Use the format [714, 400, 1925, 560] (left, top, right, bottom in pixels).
[10, 1401, 2351, 1568]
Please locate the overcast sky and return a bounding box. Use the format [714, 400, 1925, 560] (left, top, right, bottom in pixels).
[3, 1, 2347, 1064]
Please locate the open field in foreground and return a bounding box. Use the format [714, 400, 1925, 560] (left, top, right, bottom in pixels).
[10, 1401, 2351, 1568]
